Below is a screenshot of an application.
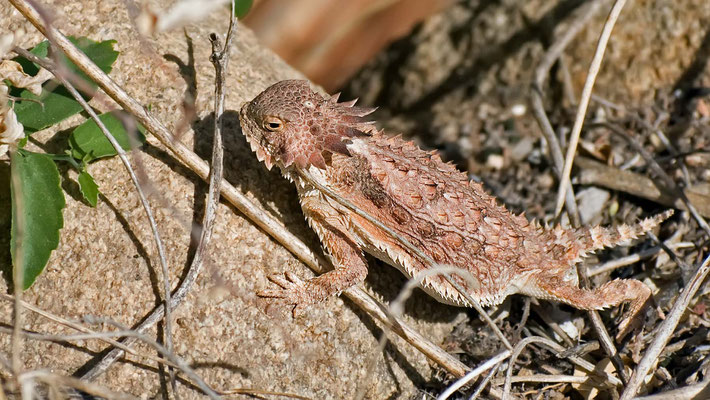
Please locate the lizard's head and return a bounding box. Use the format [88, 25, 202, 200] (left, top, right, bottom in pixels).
[239, 80, 376, 170]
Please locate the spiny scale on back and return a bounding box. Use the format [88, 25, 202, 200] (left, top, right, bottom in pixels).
[240, 80, 673, 340]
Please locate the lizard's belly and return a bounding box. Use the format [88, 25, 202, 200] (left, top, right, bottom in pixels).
[360, 242, 469, 307]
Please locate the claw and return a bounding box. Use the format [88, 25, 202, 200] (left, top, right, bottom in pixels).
[615, 295, 654, 341]
[257, 272, 312, 317]
[266, 274, 294, 290]
[284, 271, 305, 285]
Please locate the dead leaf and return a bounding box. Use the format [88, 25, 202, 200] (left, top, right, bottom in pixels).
[0, 99, 24, 156]
[0, 59, 54, 96]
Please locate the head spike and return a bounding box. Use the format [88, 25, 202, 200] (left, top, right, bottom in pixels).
[340, 98, 358, 107]
[345, 106, 377, 117]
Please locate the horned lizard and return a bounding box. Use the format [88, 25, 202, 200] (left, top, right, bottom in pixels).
[239, 80, 672, 339]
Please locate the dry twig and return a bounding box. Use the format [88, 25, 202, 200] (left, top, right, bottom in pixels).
[353, 265, 508, 400]
[501, 336, 622, 399]
[436, 351, 510, 400]
[18, 370, 139, 400]
[588, 242, 694, 277]
[0, 293, 179, 369]
[531, 0, 609, 225]
[576, 156, 710, 218]
[554, 0, 628, 216]
[601, 122, 710, 235]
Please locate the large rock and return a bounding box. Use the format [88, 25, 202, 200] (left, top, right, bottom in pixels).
[0, 1, 460, 398]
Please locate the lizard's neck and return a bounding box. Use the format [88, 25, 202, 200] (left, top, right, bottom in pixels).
[279, 165, 327, 197]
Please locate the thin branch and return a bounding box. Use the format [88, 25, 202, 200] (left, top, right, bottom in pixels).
[501, 335, 622, 400]
[0, 293, 179, 369]
[575, 155, 710, 218]
[503, 336, 540, 400]
[12, 316, 220, 399]
[9, 148, 26, 384]
[0, 306, 308, 399]
[528, 1, 624, 372]
[645, 232, 693, 275]
[497, 374, 591, 385]
[587, 242, 694, 277]
[632, 380, 710, 400]
[219, 387, 314, 400]
[601, 121, 710, 236]
[436, 351, 509, 400]
[554, 0, 628, 216]
[468, 362, 498, 400]
[19, 370, 139, 400]
[355, 265, 505, 400]
[81, 7, 237, 384]
[0, 326, 160, 344]
[531, 0, 609, 226]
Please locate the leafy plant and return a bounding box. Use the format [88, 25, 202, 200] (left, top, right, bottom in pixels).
[3, 37, 145, 289]
[69, 111, 146, 161]
[12, 36, 119, 132]
[10, 149, 65, 289]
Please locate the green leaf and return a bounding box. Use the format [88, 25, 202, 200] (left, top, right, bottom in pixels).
[14, 40, 49, 76]
[234, 0, 253, 18]
[60, 37, 119, 90]
[13, 40, 49, 76]
[16, 37, 117, 86]
[13, 86, 84, 132]
[13, 37, 120, 132]
[10, 149, 65, 290]
[77, 169, 99, 207]
[69, 111, 146, 161]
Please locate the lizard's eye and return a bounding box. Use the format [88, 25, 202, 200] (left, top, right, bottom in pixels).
[263, 117, 284, 132]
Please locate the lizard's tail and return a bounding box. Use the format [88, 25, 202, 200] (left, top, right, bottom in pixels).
[564, 209, 674, 262]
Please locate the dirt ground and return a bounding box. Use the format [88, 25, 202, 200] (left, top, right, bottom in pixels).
[343, 0, 710, 397]
[0, 0, 709, 399]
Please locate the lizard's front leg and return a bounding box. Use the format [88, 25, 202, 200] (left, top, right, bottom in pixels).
[258, 197, 369, 315]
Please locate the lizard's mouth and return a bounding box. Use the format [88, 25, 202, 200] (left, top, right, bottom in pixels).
[244, 133, 275, 170]
[240, 102, 276, 170]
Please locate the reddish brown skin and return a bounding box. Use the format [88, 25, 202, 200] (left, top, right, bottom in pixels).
[240, 80, 672, 340]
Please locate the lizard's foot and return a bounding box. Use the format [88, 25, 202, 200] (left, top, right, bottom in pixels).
[257, 271, 312, 316]
[615, 292, 653, 341]
[531, 276, 652, 341]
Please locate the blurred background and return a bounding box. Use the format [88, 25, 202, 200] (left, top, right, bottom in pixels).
[242, 0, 453, 91]
[240, 0, 710, 207]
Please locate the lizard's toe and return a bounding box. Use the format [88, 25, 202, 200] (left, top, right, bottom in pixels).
[284, 271, 305, 285]
[258, 273, 312, 313]
[264, 273, 296, 291]
[615, 297, 654, 341]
